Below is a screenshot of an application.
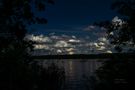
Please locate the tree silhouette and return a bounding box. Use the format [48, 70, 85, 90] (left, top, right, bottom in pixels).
[92, 0, 135, 90]
[95, 0, 135, 52]
[0, 0, 65, 90]
[0, 0, 54, 56]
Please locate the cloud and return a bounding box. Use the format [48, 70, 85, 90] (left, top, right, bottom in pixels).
[68, 39, 80, 43]
[112, 16, 122, 23]
[112, 16, 125, 26]
[26, 34, 52, 43]
[28, 34, 114, 54]
[98, 37, 107, 42]
[55, 41, 71, 48]
[82, 24, 107, 40]
[83, 25, 97, 31]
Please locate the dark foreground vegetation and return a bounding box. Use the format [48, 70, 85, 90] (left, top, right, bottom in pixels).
[85, 0, 135, 90]
[0, 0, 135, 90]
[0, 0, 65, 90]
[83, 57, 135, 90]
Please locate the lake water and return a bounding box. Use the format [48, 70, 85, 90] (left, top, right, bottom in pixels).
[36, 59, 104, 90]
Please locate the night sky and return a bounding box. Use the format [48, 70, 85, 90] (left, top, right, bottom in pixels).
[31, 0, 117, 37]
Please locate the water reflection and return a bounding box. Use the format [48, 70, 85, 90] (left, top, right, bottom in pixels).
[36, 59, 103, 90]
[39, 59, 103, 78]
[69, 60, 73, 75]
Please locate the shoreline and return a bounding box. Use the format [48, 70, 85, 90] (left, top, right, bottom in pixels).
[31, 53, 135, 59]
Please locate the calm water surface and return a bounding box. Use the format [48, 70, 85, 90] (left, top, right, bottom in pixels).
[37, 59, 104, 90]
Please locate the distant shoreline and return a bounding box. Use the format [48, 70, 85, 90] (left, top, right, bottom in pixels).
[31, 53, 135, 59]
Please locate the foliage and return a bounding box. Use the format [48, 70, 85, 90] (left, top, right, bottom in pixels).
[0, 0, 66, 90]
[0, 0, 55, 57]
[94, 0, 135, 52]
[93, 1, 135, 90]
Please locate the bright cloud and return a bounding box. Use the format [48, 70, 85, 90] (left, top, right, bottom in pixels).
[112, 16, 125, 26]
[55, 41, 70, 48]
[26, 34, 114, 55]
